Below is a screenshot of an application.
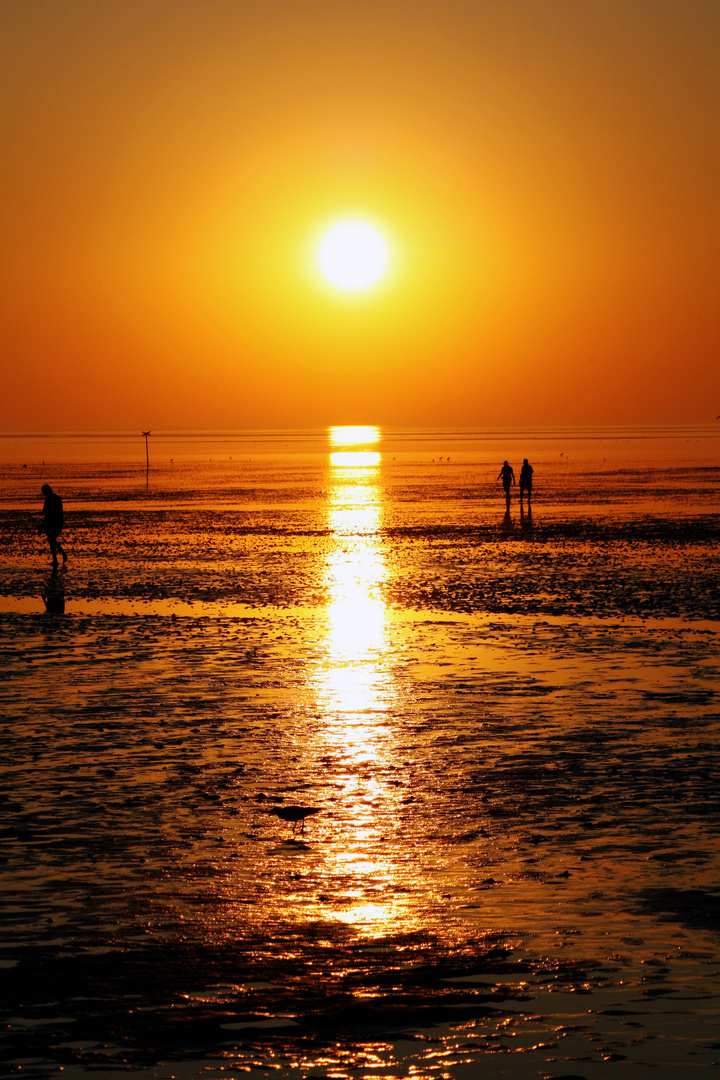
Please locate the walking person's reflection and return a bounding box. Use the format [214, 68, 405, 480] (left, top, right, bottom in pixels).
[42, 568, 66, 614]
[520, 499, 533, 536]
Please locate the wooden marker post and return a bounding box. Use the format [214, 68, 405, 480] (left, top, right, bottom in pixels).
[142, 430, 151, 488]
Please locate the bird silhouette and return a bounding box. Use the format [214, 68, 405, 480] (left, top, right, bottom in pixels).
[270, 805, 322, 834]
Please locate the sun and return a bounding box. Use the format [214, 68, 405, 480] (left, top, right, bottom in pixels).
[317, 220, 388, 291]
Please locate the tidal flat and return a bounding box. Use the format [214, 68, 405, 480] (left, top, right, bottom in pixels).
[1, 431, 720, 1078]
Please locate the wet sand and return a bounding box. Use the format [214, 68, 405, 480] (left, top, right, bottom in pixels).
[1, 438, 720, 1078]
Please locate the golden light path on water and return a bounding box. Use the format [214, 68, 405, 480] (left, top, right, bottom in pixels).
[312, 428, 412, 934]
[328, 425, 380, 447]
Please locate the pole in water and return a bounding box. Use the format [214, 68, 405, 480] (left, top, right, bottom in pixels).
[142, 430, 151, 487]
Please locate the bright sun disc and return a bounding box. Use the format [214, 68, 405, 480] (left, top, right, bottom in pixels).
[318, 221, 388, 291]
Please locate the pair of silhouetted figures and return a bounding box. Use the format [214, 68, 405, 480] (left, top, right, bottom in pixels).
[497, 459, 533, 510]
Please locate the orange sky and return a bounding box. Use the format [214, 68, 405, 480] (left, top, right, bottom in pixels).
[2, 0, 719, 431]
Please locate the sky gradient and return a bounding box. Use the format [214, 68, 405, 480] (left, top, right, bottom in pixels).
[2, 0, 719, 431]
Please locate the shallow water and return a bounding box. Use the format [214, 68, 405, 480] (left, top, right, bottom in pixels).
[1, 430, 720, 1078]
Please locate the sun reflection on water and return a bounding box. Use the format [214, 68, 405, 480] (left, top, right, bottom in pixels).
[328, 425, 380, 447]
[320, 460, 389, 722]
[328, 425, 381, 470]
[309, 435, 415, 934]
[329, 450, 381, 467]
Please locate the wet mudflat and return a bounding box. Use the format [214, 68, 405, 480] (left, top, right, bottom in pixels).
[1, 443, 720, 1078]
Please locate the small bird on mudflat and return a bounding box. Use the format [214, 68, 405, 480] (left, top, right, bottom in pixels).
[269, 805, 322, 834]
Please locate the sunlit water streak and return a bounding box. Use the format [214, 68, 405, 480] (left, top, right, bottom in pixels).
[321, 460, 388, 711]
[310, 456, 416, 935]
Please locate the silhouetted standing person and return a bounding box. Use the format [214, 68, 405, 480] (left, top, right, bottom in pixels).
[497, 460, 515, 510]
[519, 458, 534, 506]
[39, 484, 66, 567]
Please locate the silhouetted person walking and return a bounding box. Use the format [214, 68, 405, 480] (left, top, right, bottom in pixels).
[497, 460, 515, 510]
[39, 484, 66, 567]
[519, 458, 534, 506]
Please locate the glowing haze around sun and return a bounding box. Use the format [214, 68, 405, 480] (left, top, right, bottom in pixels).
[317, 220, 389, 291]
